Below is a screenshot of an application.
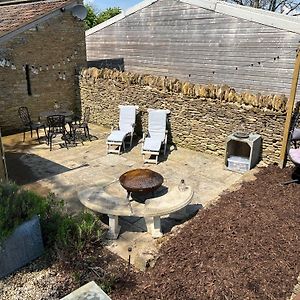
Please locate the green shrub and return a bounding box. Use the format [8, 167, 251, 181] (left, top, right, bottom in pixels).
[0, 181, 104, 253]
[0, 181, 49, 243]
[44, 211, 103, 252]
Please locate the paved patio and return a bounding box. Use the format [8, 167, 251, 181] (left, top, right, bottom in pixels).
[3, 124, 249, 270]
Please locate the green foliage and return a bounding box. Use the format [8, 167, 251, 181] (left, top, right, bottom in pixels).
[84, 4, 99, 30]
[97, 7, 122, 24]
[48, 211, 103, 252]
[0, 181, 103, 253]
[99, 276, 116, 294]
[0, 182, 49, 243]
[84, 5, 121, 30]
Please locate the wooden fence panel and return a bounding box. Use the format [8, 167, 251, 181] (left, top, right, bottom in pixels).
[86, 0, 300, 98]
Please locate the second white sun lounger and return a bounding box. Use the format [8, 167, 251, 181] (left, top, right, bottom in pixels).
[142, 109, 170, 164]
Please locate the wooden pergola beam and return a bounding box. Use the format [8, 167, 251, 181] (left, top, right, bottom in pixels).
[279, 48, 300, 168]
[0, 129, 8, 180]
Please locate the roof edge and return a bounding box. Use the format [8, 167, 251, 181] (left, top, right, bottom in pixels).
[0, 0, 79, 43]
[0, 0, 48, 6]
[214, 1, 300, 34]
[86, 0, 300, 36]
[86, 0, 158, 36]
[182, 0, 216, 11]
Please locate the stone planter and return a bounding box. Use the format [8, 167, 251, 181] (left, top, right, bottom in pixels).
[0, 216, 44, 278]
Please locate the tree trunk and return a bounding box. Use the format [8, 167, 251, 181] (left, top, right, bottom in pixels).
[270, 0, 278, 11]
[253, 0, 260, 8]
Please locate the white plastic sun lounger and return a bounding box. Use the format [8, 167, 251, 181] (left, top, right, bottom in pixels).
[142, 109, 170, 164]
[107, 105, 138, 154]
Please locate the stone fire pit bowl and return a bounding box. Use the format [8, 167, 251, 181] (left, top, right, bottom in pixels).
[119, 168, 163, 198]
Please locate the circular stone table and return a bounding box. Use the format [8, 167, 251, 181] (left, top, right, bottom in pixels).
[77, 173, 193, 239]
[78, 183, 193, 239]
[119, 168, 163, 201]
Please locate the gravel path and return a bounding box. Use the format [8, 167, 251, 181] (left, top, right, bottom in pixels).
[0, 257, 76, 300]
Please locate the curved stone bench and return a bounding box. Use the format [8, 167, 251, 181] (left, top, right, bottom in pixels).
[144, 187, 193, 237]
[78, 186, 193, 239]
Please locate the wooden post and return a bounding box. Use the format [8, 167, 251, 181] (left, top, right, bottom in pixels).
[0, 129, 8, 180]
[279, 49, 300, 168]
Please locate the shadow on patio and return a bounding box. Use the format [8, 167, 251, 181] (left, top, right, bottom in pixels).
[2, 125, 245, 270]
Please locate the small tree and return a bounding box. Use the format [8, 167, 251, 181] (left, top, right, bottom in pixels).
[98, 7, 122, 23]
[84, 4, 99, 30]
[84, 6, 121, 30]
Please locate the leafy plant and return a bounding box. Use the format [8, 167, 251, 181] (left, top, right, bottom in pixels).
[97, 7, 121, 24]
[84, 5, 121, 29]
[99, 276, 116, 295]
[84, 5, 99, 30]
[0, 181, 104, 254]
[50, 212, 103, 252]
[0, 182, 49, 243]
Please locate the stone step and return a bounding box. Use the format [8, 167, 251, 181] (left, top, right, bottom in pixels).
[61, 281, 111, 300]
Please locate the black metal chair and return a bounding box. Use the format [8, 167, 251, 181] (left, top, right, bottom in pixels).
[46, 115, 69, 151]
[18, 107, 45, 143]
[70, 107, 91, 141]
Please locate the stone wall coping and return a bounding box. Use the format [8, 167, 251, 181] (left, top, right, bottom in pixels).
[81, 67, 288, 113]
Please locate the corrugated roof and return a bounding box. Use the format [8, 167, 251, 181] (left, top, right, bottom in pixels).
[86, 0, 300, 36]
[0, 0, 72, 38]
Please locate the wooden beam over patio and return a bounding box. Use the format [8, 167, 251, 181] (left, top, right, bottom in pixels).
[279, 47, 300, 168]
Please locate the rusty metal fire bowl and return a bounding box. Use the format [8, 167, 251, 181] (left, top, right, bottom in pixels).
[119, 169, 164, 199]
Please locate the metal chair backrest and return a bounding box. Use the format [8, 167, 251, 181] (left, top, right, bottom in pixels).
[18, 107, 32, 126]
[47, 115, 66, 133]
[82, 107, 90, 124]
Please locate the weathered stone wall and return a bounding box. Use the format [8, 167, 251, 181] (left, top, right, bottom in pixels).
[80, 68, 287, 163]
[0, 12, 86, 134]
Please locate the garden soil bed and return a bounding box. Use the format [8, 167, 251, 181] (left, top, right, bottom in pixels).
[111, 165, 300, 300]
[1, 165, 300, 300]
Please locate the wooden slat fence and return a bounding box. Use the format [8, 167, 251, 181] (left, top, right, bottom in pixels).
[86, 0, 300, 98]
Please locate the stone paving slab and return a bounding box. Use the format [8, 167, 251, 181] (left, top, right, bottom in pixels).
[61, 281, 111, 300]
[3, 124, 244, 270]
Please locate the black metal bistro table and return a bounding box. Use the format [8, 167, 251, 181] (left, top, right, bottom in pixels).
[39, 109, 73, 121]
[39, 110, 74, 150]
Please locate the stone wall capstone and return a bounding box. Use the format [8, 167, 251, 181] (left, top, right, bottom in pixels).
[80, 68, 287, 164]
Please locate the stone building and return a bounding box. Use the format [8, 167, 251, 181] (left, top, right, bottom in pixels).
[0, 0, 87, 134]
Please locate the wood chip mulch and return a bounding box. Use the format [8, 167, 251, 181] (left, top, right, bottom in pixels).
[110, 165, 300, 300]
